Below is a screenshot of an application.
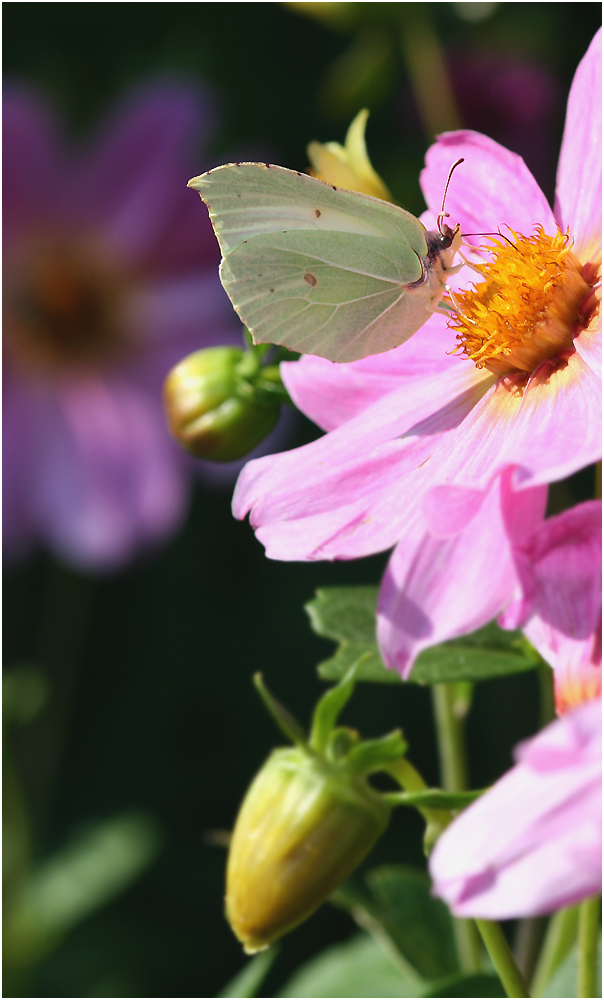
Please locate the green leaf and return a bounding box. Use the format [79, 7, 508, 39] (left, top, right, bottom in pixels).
[318, 642, 399, 684]
[307, 587, 540, 685]
[543, 936, 602, 997]
[218, 948, 279, 998]
[422, 971, 505, 997]
[306, 586, 379, 645]
[278, 933, 424, 997]
[334, 865, 459, 980]
[410, 622, 539, 685]
[4, 813, 160, 968]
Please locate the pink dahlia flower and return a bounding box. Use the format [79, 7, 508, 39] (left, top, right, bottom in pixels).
[233, 30, 601, 600]
[429, 698, 602, 919]
[4, 81, 239, 570]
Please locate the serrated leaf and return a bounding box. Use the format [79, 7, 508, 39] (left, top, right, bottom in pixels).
[308, 587, 539, 685]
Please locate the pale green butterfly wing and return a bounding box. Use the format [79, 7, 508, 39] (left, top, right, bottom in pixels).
[189, 162, 439, 363]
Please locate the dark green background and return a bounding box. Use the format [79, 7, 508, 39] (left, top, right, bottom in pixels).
[4, 4, 601, 996]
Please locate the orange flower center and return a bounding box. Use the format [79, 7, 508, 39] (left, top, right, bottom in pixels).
[448, 227, 592, 376]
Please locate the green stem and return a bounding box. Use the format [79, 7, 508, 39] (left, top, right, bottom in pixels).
[476, 919, 530, 998]
[431, 683, 481, 971]
[431, 684, 469, 792]
[513, 917, 546, 985]
[577, 896, 601, 998]
[530, 905, 579, 997]
[383, 757, 451, 851]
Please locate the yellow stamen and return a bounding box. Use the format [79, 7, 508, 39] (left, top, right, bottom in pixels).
[449, 227, 591, 376]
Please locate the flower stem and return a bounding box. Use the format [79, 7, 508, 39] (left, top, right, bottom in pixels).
[431, 683, 469, 792]
[530, 905, 579, 997]
[430, 683, 482, 972]
[577, 895, 601, 998]
[475, 919, 530, 998]
[383, 757, 451, 849]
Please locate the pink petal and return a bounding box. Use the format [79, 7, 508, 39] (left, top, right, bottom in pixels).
[233, 364, 493, 560]
[421, 352, 601, 537]
[429, 701, 602, 919]
[574, 321, 602, 380]
[555, 29, 602, 262]
[281, 314, 457, 431]
[501, 353, 602, 488]
[522, 617, 602, 716]
[30, 378, 188, 570]
[378, 472, 546, 677]
[500, 501, 602, 636]
[420, 131, 557, 241]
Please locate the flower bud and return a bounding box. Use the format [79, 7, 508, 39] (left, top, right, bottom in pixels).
[224, 671, 407, 953]
[226, 746, 390, 953]
[163, 347, 281, 461]
[307, 109, 392, 202]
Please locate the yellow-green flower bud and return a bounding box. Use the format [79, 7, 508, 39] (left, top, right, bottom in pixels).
[307, 109, 392, 202]
[226, 746, 390, 953]
[163, 347, 281, 461]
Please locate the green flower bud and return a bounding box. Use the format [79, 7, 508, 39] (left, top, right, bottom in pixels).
[163, 347, 281, 461]
[225, 671, 408, 953]
[226, 746, 390, 953]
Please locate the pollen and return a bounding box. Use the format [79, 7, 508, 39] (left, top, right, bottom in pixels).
[449, 227, 592, 376]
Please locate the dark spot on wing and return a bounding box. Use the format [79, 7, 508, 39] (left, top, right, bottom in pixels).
[266, 163, 271, 168]
[304, 273, 317, 287]
[332, 186, 337, 190]
[315, 209, 321, 218]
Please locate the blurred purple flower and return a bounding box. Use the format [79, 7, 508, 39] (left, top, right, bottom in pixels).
[3, 81, 239, 571]
[429, 698, 601, 919]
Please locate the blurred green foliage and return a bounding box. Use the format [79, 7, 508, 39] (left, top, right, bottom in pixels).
[3, 3, 601, 996]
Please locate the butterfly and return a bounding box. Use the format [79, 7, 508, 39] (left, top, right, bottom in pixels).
[188, 160, 464, 363]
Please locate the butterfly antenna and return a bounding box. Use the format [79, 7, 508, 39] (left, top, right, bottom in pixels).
[437, 158, 464, 236]
[462, 230, 524, 255]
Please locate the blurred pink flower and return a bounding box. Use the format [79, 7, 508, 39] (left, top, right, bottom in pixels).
[3, 81, 239, 570]
[429, 698, 602, 919]
[233, 31, 601, 580]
